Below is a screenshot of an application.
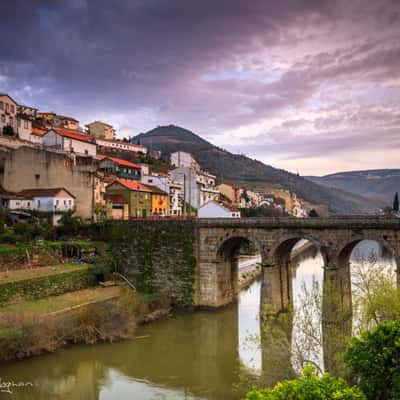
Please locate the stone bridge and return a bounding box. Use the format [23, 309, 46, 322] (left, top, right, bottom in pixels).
[194, 217, 400, 309]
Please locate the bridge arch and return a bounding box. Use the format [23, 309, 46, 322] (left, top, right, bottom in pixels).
[271, 235, 325, 264]
[215, 235, 262, 306]
[336, 236, 397, 271]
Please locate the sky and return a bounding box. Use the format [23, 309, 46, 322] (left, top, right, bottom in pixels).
[1, 0, 399, 176]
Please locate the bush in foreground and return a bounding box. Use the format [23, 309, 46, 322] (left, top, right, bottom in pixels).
[344, 320, 400, 400]
[245, 365, 365, 400]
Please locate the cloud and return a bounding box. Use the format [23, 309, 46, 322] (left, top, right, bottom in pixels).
[0, 0, 399, 174]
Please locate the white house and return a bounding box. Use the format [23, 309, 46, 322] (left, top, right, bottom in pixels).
[95, 138, 147, 155]
[169, 182, 184, 216]
[6, 188, 76, 225]
[42, 129, 96, 157]
[198, 200, 241, 218]
[170, 167, 220, 210]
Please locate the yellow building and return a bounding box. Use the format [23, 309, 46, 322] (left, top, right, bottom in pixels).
[145, 184, 169, 216]
[85, 121, 115, 140]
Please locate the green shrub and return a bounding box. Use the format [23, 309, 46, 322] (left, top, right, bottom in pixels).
[245, 365, 366, 400]
[57, 212, 82, 236]
[0, 231, 17, 244]
[344, 320, 400, 400]
[0, 268, 92, 304]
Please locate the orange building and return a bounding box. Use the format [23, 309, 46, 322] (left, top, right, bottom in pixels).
[145, 184, 169, 216]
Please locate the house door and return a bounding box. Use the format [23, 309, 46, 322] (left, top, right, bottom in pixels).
[142, 209, 147, 218]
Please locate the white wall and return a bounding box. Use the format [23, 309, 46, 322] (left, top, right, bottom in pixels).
[42, 130, 61, 148]
[43, 130, 96, 156]
[198, 202, 231, 218]
[141, 174, 169, 193]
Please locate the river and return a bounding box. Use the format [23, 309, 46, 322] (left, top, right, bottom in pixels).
[0, 241, 395, 399]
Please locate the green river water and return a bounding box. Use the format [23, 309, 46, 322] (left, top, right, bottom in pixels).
[0, 241, 395, 400]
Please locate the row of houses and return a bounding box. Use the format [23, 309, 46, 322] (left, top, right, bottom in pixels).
[0, 93, 307, 222]
[0, 93, 148, 157]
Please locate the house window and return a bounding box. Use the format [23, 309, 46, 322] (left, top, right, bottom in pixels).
[5, 104, 9, 112]
[84, 150, 88, 155]
[37, 200, 40, 208]
[56, 200, 59, 206]
[18, 119, 21, 127]
[24, 120, 28, 129]
[27, 201, 30, 207]
[1, 115, 5, 123]
[9, 117, 13, 125]
[0, 101, 3, 110]
[10, 105, 15, 113]
[68, 200, 72, 205]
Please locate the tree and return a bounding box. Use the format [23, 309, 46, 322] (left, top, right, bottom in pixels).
[57, 212, 82, 236]
[344, 320, 400, 400]
[393, 192, 399, 212]
[2, 125, 15, 136]
[245, 365, 366, 400]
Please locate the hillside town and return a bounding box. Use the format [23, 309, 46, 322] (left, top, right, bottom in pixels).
[0, 92, 311, 224]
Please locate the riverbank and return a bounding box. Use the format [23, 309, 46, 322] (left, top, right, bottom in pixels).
[239, 255, 262, 290]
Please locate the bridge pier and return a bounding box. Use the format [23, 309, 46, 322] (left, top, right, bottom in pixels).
[260, 260, 292, 315]
[322, 261, 352, 376]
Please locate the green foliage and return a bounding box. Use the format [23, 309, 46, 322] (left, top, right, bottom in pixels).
[57, 212, 82, 236]
[344, 320, 400, 400]
[0, 209, 11, 234]
[92, 220, 197, 306]
[240, 206, 289, 217]
[0, 268, 92, 304]
[12, 221, 53, 242]
[0, 230, 17, 244]
[86, 254, 114, 284]
[245, 365, 366, 400]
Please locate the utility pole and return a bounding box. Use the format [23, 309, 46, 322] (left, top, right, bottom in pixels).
[183, 173, 186, 216]
[188, 168, 192, 216]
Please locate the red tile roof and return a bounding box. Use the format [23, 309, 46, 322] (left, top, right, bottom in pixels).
[16, 187, 75, 199]
[51, 128, 94, 144]
[97, 154, 141, 169]
[114, 178, 152, 192]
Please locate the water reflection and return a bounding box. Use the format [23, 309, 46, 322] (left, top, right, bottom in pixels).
[0, 241, 395, 400]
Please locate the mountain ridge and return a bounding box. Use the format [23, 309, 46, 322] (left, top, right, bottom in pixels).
[306, 169, 400, 206]
[134, 125, 382, 214]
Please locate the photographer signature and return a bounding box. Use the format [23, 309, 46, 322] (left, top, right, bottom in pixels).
[0, 378, 33, 395]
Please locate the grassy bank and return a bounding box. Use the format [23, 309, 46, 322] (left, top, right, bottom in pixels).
[0, 286, 139, 362]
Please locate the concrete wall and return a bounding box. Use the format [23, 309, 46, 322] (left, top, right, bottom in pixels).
[0, 146, 97, 221]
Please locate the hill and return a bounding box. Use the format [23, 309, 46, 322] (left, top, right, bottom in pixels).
[306, 170, 400, 207]
[134, 125, 381, 214]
